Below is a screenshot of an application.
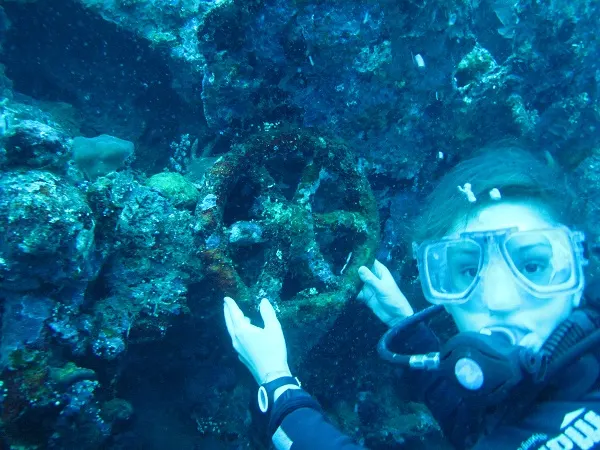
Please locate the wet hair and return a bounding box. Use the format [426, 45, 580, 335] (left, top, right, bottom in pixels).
[412, 140, 580, 243]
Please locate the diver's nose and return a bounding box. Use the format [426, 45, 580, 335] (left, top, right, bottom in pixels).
[481, 263, 522, 312]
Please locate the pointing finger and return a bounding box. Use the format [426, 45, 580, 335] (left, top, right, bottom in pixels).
[223, 302, 236, 339]
[373, 260, 394, 281]
[224, 297, 247, 328]
[358, 266, 381, 289]
[223, 300, 236, 339]
[259, 298, 281, 329]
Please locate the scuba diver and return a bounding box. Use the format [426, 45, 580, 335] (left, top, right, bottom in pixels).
[223, 143, 600, 449]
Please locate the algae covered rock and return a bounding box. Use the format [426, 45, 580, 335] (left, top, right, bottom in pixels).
[454, 45, 499, 91]
[146, 171, 200, 209]
[3, 119, 71, 170]
[0, 170, 97, 291]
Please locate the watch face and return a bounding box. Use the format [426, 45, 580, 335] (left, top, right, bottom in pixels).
[258, 385, 269, 413]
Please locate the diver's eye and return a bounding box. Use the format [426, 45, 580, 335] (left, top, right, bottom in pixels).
[523, 262, 545, 274]
[524, 263, 539, 273]
[461, 267, 478, 278]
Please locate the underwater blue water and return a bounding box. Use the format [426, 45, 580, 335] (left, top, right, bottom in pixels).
[0, 0, 599, 449]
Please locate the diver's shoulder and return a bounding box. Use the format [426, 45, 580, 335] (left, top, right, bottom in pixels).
[523, 393, 600, 427]
[479, 396, 600, 450]
[584, 389, 600, 400]
[527, 396, 600, 449]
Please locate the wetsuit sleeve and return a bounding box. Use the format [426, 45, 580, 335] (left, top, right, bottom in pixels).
[268, 388, 364, 450]
[266, 323, 441, 449]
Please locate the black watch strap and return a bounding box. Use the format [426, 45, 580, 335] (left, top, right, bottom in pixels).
[257, 376, 301, 414]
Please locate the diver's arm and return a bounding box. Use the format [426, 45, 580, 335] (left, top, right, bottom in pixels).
[268, 387, 365, 450]
[223, 298, 364, 449]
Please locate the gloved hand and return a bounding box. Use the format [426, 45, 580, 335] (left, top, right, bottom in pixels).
[223, 297, 292, 385]
[357, 259, 414, 327]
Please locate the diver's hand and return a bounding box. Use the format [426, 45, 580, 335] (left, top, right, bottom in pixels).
[223, 297, 291, 385]
[357, 260, 414, 327]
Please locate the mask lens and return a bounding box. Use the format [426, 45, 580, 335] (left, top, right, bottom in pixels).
[504, 229, 575, 292]
[425, 239, 481, 300]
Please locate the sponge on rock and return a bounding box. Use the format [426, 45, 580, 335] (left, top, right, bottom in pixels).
[72, 134, 134, 179]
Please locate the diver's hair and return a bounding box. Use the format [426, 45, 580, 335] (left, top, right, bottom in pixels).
[412, 140, 580, 243]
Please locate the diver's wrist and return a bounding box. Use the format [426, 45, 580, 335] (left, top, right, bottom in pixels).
[273, 384, 301, 401]
[262, 369, 293, 384]
[257, 375, 302, 414]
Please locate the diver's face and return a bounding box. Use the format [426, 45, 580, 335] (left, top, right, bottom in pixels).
[445, 201, 581, 351]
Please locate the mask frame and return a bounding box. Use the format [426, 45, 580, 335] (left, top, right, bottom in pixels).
[412, 226, 587, 305]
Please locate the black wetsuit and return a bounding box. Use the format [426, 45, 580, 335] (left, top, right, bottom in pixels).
[268, 386, 600, 449]
[264, 290, 600, 450]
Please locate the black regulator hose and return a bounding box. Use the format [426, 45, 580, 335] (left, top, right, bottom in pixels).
[377, 304, 444, 365]
[378, 297, 600, 381]
[542, 306, 600, 379]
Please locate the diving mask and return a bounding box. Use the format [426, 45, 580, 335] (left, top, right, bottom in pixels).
[413, 226, 586, 305]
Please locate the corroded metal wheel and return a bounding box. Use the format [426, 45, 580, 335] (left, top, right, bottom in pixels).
[194, 127, 380, 352]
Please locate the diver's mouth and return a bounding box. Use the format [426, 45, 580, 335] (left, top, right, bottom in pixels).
[479, 326, 530, 346]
